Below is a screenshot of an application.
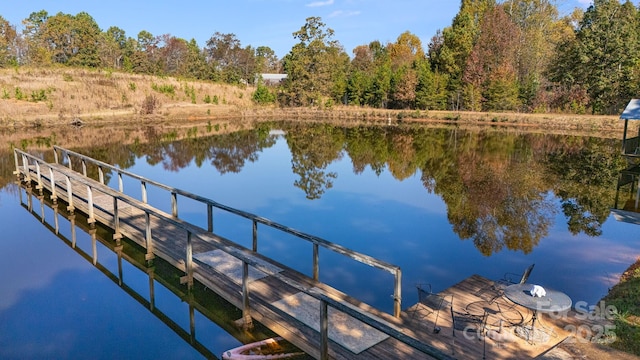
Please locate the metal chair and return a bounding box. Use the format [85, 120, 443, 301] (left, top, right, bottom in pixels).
[450, 298, 488, 358]
[408, 283, 451, 333]
[479, 263, 535, 304]
[450, 301, 487, 337]
[498, 263, 535, 287]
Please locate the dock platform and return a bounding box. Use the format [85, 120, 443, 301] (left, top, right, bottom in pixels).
[14, 146, 605, 359]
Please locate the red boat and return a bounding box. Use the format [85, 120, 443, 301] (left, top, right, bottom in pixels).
[221, 337, 306, 360]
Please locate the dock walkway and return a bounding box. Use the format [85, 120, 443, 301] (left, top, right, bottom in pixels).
[14, 146, 600, 359]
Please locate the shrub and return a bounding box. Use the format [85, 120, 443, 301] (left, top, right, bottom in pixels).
[30, 89, 47, 102]
[183, 84, 196, 104]
[15, 87, 24, 100]
[140, 94, 160, 115]
[151, 83, 175, 96]
[324, 98, 334, 109]
[252, 83, 275, 104]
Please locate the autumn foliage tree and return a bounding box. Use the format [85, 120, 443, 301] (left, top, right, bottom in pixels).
[0, 16, 17, 67]
[463, 5, 520, 111]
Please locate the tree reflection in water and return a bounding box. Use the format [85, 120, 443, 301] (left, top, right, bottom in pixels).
[0, 121, 625, 255]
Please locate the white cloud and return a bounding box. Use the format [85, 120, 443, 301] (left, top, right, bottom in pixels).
[307, 0, 334, 7]
[328, 10, 361, 18]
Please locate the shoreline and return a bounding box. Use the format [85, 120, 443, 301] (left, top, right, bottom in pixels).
[1, 105, 627, 139]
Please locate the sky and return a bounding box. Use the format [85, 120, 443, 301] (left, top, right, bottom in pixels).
[2, 0, 593, 58]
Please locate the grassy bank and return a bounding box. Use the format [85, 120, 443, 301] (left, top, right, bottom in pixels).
[0, 67, 630, 138]
[602, 258, 640, 355]
[0, 67, 253, 127]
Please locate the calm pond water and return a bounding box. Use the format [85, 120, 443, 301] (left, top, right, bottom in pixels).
[1, 120, 639, 359]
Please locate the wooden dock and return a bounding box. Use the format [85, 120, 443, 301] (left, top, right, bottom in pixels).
[14, 146, 596, 359]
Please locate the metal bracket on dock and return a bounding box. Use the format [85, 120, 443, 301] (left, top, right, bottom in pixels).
[180, 275, 193, 287]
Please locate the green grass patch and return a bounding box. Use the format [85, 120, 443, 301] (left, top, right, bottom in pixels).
[151, 83, 176, 96]
[603, 259, 640, 355]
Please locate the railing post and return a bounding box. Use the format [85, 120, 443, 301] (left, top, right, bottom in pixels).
[49, 167, 57, 202]
[53, 202, 60, 234]
[313, 243, 319, 281]
[26, 186, 32, 212]
[116, 247, 123, 285]
[113, 197, 122, 242]
[241, 260, 253, 330]
[252, 220, 258, 252]
[207, 204, 213, 232]
[141, 181, 147, 203]
[69, 213, 76, 248]
[53, 147, 59, 164]
[320, 299, 329, 360]
[81, 159, 87, 177]
[186, 231, 192, 286]
[35, 161, 43, 193]
[118, 172, 123, 192]
[144, 211, 154, 262]
[65, 175, 75, 213]
[189, 304, 196, 343]
[87, 185, 95, 224]
[18, 179, 23, 204]
[38, 192, 45, 222]
[98, 166, 104, 184]
[21, 154, 30, 183]
[148, 267, 155, 311]
[90, 226, 97, 265]
[13, 150, 20, 176]
[394, 268, 402, 318]
[66, 151, 72, 171]
[171, 191, 178, 217]
[181, 231, 193, 288]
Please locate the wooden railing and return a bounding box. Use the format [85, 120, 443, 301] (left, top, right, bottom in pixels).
[15, 148, 453, 360]
[51, 145, 403, 316]
[18, 187, 218, 359]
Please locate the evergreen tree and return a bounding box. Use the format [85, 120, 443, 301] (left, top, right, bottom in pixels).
[282, 17, 348, 107]
[550, 0, 640, 114]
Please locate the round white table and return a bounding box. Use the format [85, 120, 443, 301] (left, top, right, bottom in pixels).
[503, 284, 572, 343]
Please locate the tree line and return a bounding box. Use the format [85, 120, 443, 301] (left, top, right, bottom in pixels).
[0, 0, 638, 115]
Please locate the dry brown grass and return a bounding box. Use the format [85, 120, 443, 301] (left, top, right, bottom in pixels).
[0, 66, 633, 139]
[0, 67, 255, 126]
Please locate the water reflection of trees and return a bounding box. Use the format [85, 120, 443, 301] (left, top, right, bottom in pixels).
[0, 121, 624, 255]
[133, 127, 276, 174]
[285, 123, 343, 200]
[418, 131, 555, 255]
[546, 143, 627, 236]
[280, 124, 623, 255]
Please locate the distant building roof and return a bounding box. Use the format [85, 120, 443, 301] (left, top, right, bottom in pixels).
[621, 99, 640, 120]
[259, 73, 287, 85]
